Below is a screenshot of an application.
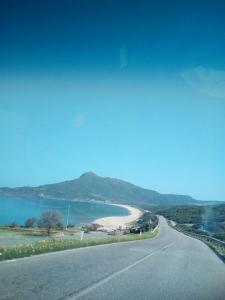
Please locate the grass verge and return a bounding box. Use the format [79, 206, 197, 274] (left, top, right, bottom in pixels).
[0, 228, 159, 261]
[205, 242, 225, 263]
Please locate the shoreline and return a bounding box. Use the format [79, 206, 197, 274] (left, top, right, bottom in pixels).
[0, 195, 142, 229]
[93, 204, 142, 230]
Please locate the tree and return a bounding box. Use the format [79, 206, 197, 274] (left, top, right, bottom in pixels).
[9, 221, 18, 228]
[24, 217, 37, 228]
[38, 211, 64, 236]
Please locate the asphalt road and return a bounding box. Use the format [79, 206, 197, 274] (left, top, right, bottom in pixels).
[0, 216, 225, 300]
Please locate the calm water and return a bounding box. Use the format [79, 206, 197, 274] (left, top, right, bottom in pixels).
[0, 195, 129, 226]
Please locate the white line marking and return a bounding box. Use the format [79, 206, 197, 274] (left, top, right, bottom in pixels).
[162, 242, 174, 250]
[65, 242, 175, 300]
[6, 259, 16, 263]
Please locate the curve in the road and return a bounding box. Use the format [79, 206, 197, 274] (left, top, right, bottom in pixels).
[0, 216, 224, 300]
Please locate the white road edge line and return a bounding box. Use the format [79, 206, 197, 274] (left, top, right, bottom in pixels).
[65, 242, 175, 300]
[6, 259, 16, 263]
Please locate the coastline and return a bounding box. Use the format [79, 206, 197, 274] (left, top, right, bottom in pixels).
[0, 195, 142, 227]
[93, 204, 142, 230]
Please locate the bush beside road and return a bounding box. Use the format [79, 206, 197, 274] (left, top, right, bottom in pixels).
[0, 228, 159, 261]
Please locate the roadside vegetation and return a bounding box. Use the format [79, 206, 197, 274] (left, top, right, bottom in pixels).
[2, 210, 65, 235]
[208, 243, 225, 257]
[0, 227, 158, 261]
[0, 210, 159, 261]
[157, 204, 225, 241]
[130, 211, 158, 233]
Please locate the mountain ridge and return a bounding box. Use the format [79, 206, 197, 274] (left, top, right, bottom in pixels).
[0, 172, 222, 207]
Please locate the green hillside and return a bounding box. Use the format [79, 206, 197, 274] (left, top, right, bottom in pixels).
[0, 172, 202, 207]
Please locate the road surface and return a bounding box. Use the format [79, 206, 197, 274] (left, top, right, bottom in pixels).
[0, 216, 224, 300]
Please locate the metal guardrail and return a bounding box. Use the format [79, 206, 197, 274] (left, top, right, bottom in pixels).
[177, 228, 225, 248]
[168, 221, 225, 248]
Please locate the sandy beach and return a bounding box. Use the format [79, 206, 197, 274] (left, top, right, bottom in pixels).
[93, 204, 142, 230]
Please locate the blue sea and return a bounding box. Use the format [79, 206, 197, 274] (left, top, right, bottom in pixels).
[0, 195, 129, 226]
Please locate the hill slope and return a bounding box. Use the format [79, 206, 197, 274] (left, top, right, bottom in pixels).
[0, 172, 203, 207]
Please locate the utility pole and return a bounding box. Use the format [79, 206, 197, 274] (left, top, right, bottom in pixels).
[66, 201, 71, 230]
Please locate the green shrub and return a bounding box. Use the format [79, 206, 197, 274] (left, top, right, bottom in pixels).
[0, 228, 158, 261]
[9, 221, 19, 228]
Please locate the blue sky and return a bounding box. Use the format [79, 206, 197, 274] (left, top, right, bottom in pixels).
[0, 0, 225, 201]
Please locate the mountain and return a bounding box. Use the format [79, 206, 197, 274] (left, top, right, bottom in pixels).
[0, 172, 217, 207]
